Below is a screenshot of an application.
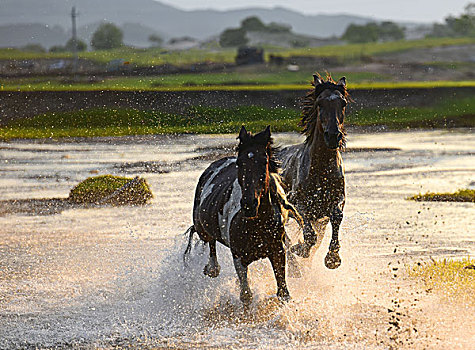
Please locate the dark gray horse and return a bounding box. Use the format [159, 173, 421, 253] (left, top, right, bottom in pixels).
[278, 75, 349, 269]
[184, 126, 303, 306]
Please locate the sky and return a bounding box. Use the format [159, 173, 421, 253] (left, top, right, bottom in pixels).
[157, 0, 470, 23]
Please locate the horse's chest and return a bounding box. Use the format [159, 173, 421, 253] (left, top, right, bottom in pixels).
[295, 175, 344, 215]
[230, 218, 283, 262]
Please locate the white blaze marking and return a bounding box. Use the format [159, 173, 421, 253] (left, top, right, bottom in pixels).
[218, 179, 241, 246]
[200, 158, 236, 206]
[326, 93, 340, 101]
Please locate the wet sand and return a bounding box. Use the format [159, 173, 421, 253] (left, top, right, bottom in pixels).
[0, 130, 474, 349]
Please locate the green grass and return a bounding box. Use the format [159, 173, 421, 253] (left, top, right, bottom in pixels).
[347, 96, 475, 128]
[409, 257, 475, 305]
[407, 189, 475, 202]
[2, 76, 475, 92]
[0, 70, 390, 91]
[69, 175, 153, 205]
[269, 37, 475, 60]
[1, 95, 473, 139]
[2, 37, 474, 66]
[0, 106, 301, 139]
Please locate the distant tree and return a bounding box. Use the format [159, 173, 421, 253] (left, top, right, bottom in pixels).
[342, 22, 405, 43]
[220, 15, 294, 47]
[378, 21, 405, 41]
[266, 22, 292, 33]
[427, 3, 475, 37]
[219, 28, 248, 47]
[91, 23, 123, 50]
[65, 38, 87, 52]
[241, 16, 266, 31]
[240, 16, 291, 33]
[342, 23, 379, 43]
[148, 34, 163, 47]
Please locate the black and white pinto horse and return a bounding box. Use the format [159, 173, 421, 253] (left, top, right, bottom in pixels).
[184, 126, 302, 306]
[278, 75, 349, 269]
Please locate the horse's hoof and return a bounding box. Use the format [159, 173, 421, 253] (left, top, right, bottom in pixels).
[324, 250, 341, 269]
[277, 290, 291, 303]
[278, 294, 291, 303]
[203, 264, 221, 278]
[290, 242, 311, 258]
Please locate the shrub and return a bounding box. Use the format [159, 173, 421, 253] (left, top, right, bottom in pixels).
[69, 175, 153, 205]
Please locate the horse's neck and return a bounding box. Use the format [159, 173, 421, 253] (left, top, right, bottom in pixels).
[306, 127, 339, 171]
[258, 178, 277, 214]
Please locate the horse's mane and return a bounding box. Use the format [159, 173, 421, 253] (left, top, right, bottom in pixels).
[300, 74, 349, 147]
[237, 136, 280, 174]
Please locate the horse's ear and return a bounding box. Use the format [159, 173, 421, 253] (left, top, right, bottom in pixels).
[254, 126, 271, 146]
[337, 76, 347, 88]
[264, 125, 271, 141]
[237, 125, 249, 143]
[238, 125, 248, 141]
[313, 74, 323, 86]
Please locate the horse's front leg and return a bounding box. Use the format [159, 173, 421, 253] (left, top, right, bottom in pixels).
[290, 217, 316, 258]
[232, 256, 252, 307]
[324, 200, 344, 269]
[269, 243, 290, 302]
[204, 240, 221, 277]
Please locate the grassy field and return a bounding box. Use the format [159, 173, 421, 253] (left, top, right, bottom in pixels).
[271, 37, 475, 60]
[1, 95, 473, 140]
[2, 76, 475, 92]
[1, 37, 474, 66]
[409, 257, 475, 305]
[347, 96, 475, 128]
[0, 106, 300, 139]
[408, 189, 475, 202]
[0, 70, 391, 91]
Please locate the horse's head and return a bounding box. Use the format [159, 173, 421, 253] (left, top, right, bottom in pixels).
[313, 75, 348, 149]
[237, 125, 273, 219]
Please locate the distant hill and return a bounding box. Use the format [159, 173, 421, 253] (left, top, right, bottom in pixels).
[0, 23, 69, 49]
[0, 0, 419, 48]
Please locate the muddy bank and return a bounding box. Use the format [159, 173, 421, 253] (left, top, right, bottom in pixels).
[1, 86, 474, 124]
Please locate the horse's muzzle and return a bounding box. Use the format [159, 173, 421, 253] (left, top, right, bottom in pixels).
[324, 131, 342, 149]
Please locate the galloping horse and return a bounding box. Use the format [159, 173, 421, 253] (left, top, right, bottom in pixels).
[278, 74, 349, 269]
[184, 126, 302, 306]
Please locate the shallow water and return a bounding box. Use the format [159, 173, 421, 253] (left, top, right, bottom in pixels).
[0, 130, 474, 349]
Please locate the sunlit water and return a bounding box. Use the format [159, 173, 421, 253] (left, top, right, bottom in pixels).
[0, 130, 473, 349]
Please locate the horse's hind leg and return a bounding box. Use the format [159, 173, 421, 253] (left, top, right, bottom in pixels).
[232, 256, 252, 307]
[204, 240, 221, 278]
[283, 233, 301, 278]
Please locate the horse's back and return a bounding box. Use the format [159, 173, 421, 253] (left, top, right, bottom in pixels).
[193, 156, 239, 245]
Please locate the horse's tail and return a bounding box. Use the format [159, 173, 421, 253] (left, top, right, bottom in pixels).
[183, 225, 196, 263]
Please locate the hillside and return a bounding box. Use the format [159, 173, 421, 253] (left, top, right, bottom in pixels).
[0, 0, 413, 48]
